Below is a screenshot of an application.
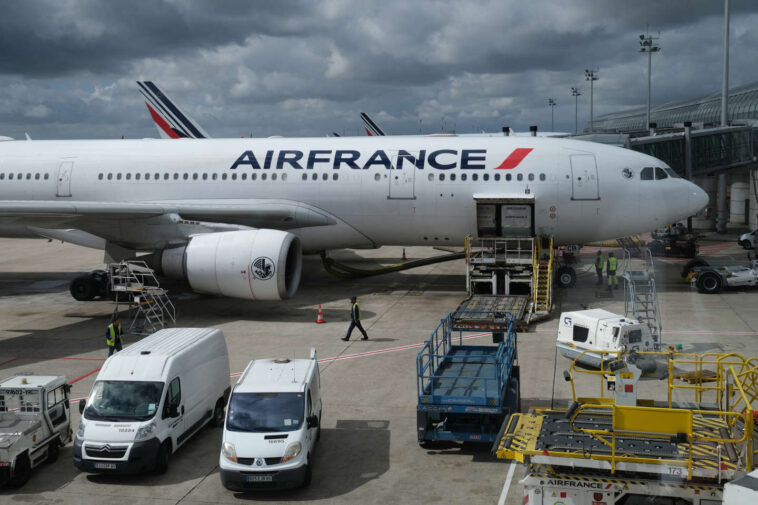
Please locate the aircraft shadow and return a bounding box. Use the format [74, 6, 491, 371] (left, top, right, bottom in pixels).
[231, 420, 390, 501]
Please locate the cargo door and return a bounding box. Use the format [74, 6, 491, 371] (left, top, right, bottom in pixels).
[56, 161, 74, 197]
[388, 151, 416, 199]
[570, 154, 599, 200]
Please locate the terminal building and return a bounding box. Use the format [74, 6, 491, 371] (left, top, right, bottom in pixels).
[583, 81, 758, 232]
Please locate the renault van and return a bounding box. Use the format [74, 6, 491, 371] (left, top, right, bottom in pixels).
[219, 349, 321, 490]
[73, 327, 230, 474]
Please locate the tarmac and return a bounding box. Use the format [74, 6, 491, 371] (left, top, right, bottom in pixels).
[0, 233, 757, 504]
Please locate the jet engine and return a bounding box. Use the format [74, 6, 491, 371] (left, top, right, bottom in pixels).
[158, 229, 302, 300]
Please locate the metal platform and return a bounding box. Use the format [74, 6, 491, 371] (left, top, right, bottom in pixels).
[426, 347, 501, 400]
[455, 295, 527, 328]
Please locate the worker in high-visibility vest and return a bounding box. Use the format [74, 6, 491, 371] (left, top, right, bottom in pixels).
[106, 317, 124, 356]
[607, 252, 619, 292]
[341, 296, 368, 341]
[595, 250, 605, 285]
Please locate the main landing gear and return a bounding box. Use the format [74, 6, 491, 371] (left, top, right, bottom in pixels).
[69, 270, 110, 301]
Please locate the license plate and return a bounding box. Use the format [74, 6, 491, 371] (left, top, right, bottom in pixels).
[94, 462, 117, 470]
[246, 475, 273, 482]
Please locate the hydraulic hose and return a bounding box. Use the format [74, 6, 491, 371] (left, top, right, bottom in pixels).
[320, 250, 466, 279]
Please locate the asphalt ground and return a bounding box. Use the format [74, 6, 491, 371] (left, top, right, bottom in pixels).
[0, 236, 756, 504]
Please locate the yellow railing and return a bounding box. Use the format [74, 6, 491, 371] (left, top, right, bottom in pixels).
[531, 236, 553, 312]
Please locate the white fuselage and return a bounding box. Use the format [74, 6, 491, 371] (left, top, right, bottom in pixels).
[0, 135, 707, 253]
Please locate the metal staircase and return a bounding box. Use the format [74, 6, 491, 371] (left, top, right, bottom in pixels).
[621, 249, 662, 350]
[532, 236, 553, 313]
[108, 261, 176, 336]
[616, 236, 642, 257]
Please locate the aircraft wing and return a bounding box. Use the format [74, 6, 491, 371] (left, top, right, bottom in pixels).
[0, 199, 337, 229]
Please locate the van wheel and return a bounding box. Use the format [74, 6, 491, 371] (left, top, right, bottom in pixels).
[212, 399, 225, 428]
[302, 457, 312, 488]
[8, 453, 31, 488]
[47, 438, 60, 463]
[155, 441, 170, 474]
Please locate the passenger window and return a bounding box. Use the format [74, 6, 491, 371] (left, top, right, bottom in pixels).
[483, 174, 489, 181]
[173, 173, 179, 180]
[203, 173, 208, 180]
[220, 173, 226, 180]
[164, 173, 169, 180]
[183, 173, 189, 180]
[450, 174, 456, 181]
[44, 173, 49, 180]
[374, 173, 380, 181]
[163, 377, 181, 418]
[212, 173, 217, 180]
[640, 167, 654, 180]
[98, 174, 103, 180]
[331, 173, 337, 181]
[439, 174, 445, 181]
[461, 174, 467, 181]
[135, 173, 141, 180]
[655, 167, 668, 180]
[472, 174, 478, 181]
[539, 173, 546, 181]
[494, 174, 500, 181]
[145, 173, 150, 180]
[282, 173, 287, 181]
[26, 173, 31, 180]
[307, 391, 312, 417]
[262, 173, 267, 181]
[232, 173, 237, 181]
[126, 173, 131, 180]
[528, 173, 534, 181]
[154, 173, 159, 180]
[428, 174, 434, 181]
[517, 173, 523, 181]
[573, 325, 589, 343]
[241, 173, 247, 180]
[251, 173, 257, 181]
[312, 173, 318, 181]
[506, 174, 511, 181]
[302, 173, 308, 181]
[322, 173, 328, 181]
[107, 173, 112, 180]
[192, 173, 198, 180]
[116, 173, 122, 180]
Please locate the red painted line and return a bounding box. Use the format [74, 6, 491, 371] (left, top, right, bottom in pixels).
[68, 367, 102, 385]
[495, 148, 533, 169]
[0, 357, 20, 368]
[18, 356, 106, 362]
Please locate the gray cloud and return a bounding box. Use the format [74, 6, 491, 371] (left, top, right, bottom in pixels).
[0, 0, 756, 139]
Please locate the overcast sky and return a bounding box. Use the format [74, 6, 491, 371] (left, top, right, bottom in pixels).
[0, 0, 756, 140]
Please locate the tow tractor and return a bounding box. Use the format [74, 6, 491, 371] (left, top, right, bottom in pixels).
[493, 348, 758, 504]
[648, 228, 699, 258]
[416, 310, 519, 446]
[0, 375, 72, 488]
[684, 255, 758, 294]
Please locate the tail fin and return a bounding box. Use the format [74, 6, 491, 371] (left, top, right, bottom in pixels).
[137, 81, 210, 139]
[360, 112, 386, 136]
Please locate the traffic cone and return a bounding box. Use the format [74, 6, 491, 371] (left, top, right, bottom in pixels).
[316, 304, 325, 324]
[402, 248, 407, 261]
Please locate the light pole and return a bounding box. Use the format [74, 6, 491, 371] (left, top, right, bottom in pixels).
[570, 87, 581, 134]
[639, 31, 661, 130]
[584, 69, 599, 133]
[547, 98, 556, 131]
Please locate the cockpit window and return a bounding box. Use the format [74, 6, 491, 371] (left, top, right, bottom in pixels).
[654, 167, 668, 180]
[640, 167, 654, 180]
[663, 167, 681, 178]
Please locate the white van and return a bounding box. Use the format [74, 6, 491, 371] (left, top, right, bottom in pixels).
[73, 328, 230, 474]
[219, 349, 321, 491]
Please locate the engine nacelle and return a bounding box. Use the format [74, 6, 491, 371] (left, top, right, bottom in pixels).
[159, 230, 302, 300]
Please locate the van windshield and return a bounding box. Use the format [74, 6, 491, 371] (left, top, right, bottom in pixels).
[83, 381, 164, 422]
[227, 392, 304, 433]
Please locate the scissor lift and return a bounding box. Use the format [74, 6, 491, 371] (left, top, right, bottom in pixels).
[494, 349, 758, 504]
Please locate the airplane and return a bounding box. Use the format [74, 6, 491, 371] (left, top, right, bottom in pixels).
[137, 81, 210, 139]
[0, 134, 707, 302]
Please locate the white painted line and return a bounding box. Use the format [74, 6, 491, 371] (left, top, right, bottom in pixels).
[497, 461, 516, 505]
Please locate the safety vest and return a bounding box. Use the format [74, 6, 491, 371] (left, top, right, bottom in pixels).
[352, 302, 361, 321]
[608, 257, 617, 273]
[595, 254, 604, 269]
[107, 323, 122, 347]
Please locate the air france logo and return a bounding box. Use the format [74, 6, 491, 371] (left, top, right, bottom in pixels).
[252, 257, 275, 281]
[622, 168, 633, 179]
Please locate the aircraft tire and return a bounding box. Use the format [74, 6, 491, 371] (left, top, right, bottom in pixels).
[555, 266, 576, 288]
[69, 275, 97, 301]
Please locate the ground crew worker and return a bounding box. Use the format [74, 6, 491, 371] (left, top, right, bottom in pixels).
[341, 296, 368, 341]
[106, 317, 124, 356]
[607, 251, 619, 292]
[595, 250, 605, 285]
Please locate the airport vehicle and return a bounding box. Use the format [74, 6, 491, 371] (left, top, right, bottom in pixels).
[219, 349, 321, 490]
[0, 128, 707, 303]
[416, 311, 518, 445]
[556, 309, 654, 368]
[724, 469, 758, 504]
[494, 349, 758, 504]
[648, 227, 699, 258]
[739, 229, 757, 249]
[0, 375, 72, 488]
[138, 81, 210, 139]
[74, 327, 230, 474]
[687, 256, 758, 294]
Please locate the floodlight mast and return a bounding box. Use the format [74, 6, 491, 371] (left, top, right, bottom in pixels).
[547, 98, 556, 132]
[584, 69, 599, 133]
[570, 87, 581, 134]
[639, 31, 661, 130]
